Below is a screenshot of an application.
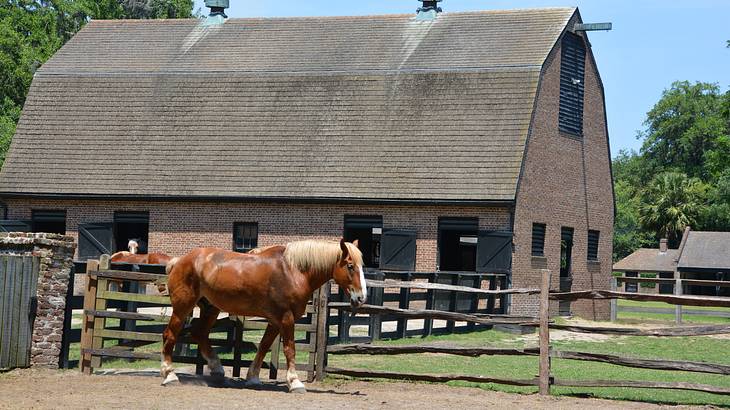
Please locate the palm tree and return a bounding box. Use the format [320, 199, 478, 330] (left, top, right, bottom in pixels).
[639, 172, 707, 247]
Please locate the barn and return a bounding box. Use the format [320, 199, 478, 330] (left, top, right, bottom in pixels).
[0, 4, 614, 318]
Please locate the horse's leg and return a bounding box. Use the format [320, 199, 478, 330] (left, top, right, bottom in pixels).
[161, 297, 196, 385]
[245, 322, 280, 386]
[191, 300, 224, 377]
[280, 313, 305, 393]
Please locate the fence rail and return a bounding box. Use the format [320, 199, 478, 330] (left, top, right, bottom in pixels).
[320, 270, 730, 396]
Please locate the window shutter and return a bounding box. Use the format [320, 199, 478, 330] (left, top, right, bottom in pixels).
[379, 229, 417, 271]
[78, 223, 114, 260]
[531, 223, 546, 257]
[476, 231, 513, 273]
[0, 220, 32, 233]
[587, 230, 600, 261]
[559, 32, 586, 136]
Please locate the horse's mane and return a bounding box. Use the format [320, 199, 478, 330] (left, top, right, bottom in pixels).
[284, 240, 362, 276]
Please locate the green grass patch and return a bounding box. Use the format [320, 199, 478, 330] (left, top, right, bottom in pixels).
[327, 327, 730, 406]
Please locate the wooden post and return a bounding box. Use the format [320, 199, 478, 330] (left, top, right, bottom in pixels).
[423, 272, 438, 337]
[610, 276, 618, 322]
[397, 272, 412, 338]
[314, 282, 330, 381]
[539, 269, 551, 396]
[90, 255, 110, 370]
[369, 271, 384, 341]
[232, 316, 243, 378]
[446, 273, 459, 333]
[673, 277, 682, 326]
[80, 259, 99, 374]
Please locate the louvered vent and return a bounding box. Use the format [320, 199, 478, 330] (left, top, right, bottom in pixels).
[587, 230, 600, 261]
[531, 223, 546, 257]
[559, 32, 586, 136]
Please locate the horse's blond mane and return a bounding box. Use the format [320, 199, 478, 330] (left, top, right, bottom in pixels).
[284, 240, 362, 276]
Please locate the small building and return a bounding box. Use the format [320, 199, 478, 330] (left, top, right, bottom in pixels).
[614, 231, 730, 296]
[0, 5, 614, 318]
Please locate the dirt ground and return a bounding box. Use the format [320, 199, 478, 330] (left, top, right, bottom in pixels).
[0, 368, 713, 410]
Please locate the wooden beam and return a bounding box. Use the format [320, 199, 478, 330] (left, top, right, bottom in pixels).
[538, 269, 551, 396]
[328, 302, 540, 326]
[87, 270, 167, 282]
[553, 379, 730, 395]
[325, 367, 539, 387]
[84, 309, 167, 322]
[535, 323, 730, 337]
[553, 351, 730, 375]
[366, 279, 539, 296]
[327, 344, 540, 357]
[549, 290, 730, 307]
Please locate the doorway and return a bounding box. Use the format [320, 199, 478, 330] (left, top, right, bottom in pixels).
[113, 211, 149, 253]
[343, 215, 382, 269]
[559, 227, 574, 316]
[438, 217, 478, 272]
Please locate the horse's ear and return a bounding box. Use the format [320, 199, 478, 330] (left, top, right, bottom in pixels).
[352, 239, 359, 249]
[340, 238, 349, 260]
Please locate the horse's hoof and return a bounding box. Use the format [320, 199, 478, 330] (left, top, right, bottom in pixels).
[161, 373, 180, 386]
[245, 377, 262, 387]
[289, 386, 307, 394]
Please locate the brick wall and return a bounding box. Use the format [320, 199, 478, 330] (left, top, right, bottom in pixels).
[511, 23, 614, 320]
[0, 232, 76, 368]
[6, 198, 511, 273]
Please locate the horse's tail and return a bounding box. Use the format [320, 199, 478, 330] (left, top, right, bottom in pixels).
[158, 257, 180, 294]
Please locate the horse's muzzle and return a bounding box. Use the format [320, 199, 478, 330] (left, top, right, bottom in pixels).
[350, 293, 365, 310]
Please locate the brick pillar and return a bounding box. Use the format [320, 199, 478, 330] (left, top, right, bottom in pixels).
[0, 232, 76, 368]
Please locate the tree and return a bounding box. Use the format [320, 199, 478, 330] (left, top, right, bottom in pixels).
[640, 81, 727, 181]
[639, 172, 707, 247]
[0, 0, 195, 167]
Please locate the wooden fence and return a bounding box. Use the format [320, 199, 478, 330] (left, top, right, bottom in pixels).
[327, 270, 509, 343]
[0, 255, 40, 370]
[320, 270, 730, 396]
[611, 275, 730, 323]
[78, 255, 322, 381]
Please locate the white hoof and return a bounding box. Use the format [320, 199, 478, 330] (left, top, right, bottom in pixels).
[288, 379, 306, 394]
[245, 376, 262, 386]
[162, 372, 180, 386]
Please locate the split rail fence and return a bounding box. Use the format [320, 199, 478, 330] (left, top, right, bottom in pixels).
[320, 270, 730, 396]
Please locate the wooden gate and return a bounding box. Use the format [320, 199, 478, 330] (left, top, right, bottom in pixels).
[0, 255, 40, 370]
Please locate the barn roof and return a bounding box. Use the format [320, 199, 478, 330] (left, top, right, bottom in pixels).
[677, 231, 730, 271]
[612, 248, 680, 273]
[0, 8, 576, 202]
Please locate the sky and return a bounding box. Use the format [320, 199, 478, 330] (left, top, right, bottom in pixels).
[193, 0, 730, 158]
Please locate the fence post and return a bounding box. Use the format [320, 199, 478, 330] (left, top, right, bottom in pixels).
[539, 269, 551, 396]
[314, 282, 331, 381]
[610, 276, 617, 322]
[675, 276, 683, 325]
[397, 272, 412, 338]
[80, 259, 99, 374]
[423, 272, 438, 337]
[90, 255, 110, 371]
[369, 271, 384, 341]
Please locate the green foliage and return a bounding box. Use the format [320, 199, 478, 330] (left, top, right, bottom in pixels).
[639, 172, 707, 247]
[638, 272, 657, 288]
[0, 0, 195, 168]
[614, 79, 730, 260]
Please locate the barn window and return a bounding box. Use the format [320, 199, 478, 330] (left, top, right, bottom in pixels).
[531, 223, 546, 257]
[31, 210, 66, 234]
[343, 215, 382, 268]
[114, 211, 149, 253]
[587, 230, 600, 261]
[559, 32, 586, 136]
[233, 222, 258, 252]
[438, 217, 478, 271]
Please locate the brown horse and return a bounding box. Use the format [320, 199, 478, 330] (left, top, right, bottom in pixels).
[111, 240, 172, 265]
[160, 239, 366, 392]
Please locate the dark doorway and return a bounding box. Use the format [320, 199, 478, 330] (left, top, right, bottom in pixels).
[31, 210, 66, 234]
[343, 215, 382, 268]
[559, 227, 574, 316]
[438, 218, 478, 272]
[114, 211, 149, 253]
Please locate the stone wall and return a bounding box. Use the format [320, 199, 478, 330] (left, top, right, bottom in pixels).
[0, 232, 76, 368]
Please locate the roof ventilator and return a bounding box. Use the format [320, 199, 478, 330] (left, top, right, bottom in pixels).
[416, 0, 442, 21]
[204, 0, 229, 25]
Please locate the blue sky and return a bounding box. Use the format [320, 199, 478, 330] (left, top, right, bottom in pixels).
[193, 0, 730, 158]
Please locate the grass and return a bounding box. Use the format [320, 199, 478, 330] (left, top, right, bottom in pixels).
[326, 326, 730, 406]
[617, 299, 730, 324]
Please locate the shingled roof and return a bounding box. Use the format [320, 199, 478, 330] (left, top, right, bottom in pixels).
[0, 8, 576, 202]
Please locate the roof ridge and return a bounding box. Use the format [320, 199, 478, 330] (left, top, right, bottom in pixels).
[87, 7, 576, 24]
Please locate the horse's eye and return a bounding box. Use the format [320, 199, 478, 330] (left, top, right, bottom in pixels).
[347, 263, 354, 270]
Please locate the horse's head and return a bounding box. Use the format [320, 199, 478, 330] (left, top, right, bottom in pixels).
[334, 238, 366, 308]
[128, 239, 139, 254]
